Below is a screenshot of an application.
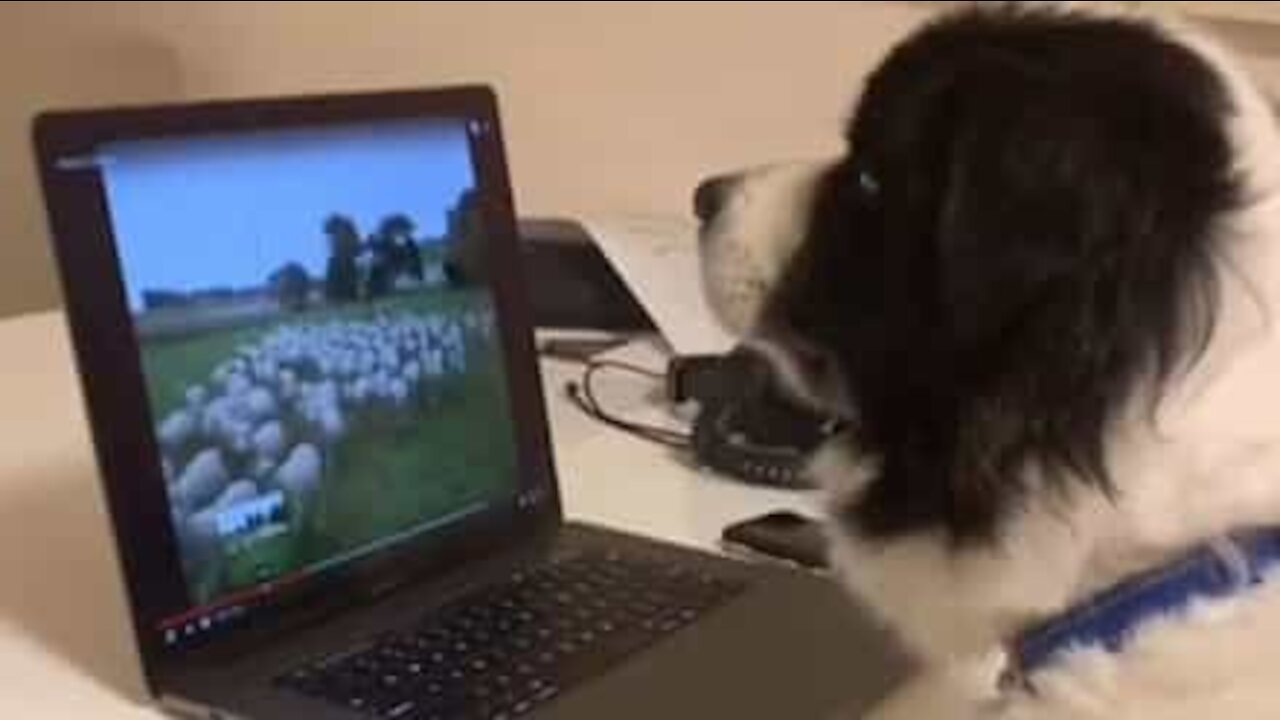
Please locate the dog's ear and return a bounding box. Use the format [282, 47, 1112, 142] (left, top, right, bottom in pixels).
[932, 54, 1229, 389]
[892, 47, 1231, 541]
[934, 71, 1111, 375]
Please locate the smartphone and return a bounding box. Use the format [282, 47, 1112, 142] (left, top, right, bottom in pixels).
[720, 510, 829, 570]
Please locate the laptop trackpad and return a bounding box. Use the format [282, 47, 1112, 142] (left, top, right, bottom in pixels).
[538, 563, 916, 720]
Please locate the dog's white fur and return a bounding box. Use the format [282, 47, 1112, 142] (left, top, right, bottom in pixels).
[699, 6, 1280, 718]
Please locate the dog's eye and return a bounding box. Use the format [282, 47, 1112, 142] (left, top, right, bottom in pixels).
[857, 169, 880, 198]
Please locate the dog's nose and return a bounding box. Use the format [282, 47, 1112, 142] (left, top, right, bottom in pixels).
[693, 174, 736, 223]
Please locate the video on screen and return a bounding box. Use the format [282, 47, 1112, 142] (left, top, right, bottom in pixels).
[100, 122, 520, 605]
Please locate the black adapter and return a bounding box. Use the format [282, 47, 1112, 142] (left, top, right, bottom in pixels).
[665, 348, 842, 488]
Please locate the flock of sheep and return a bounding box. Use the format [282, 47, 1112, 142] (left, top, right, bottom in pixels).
[155, 306, 496, 571]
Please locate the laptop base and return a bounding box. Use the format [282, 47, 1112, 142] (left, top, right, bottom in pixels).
[160, 522, 913, 720]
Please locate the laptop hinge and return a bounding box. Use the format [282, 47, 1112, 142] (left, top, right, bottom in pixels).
[158, 694, 246, 720]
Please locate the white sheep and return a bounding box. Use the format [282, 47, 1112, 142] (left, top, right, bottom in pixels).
[245, 386, 277, 421]
[317, 405, 346, 444]
[380, 372, 399, 402]
[278, 371, 298, 402]
[180, 479, 259, 557]
[212, 363, 232, 387]
[183, 506, 220, 557]
[352, 377, 372, 405]
[275, 443, 322, 502]
[229, 423, 254, 458]
[403, 360, 421, 385]
[253, 358, 279, 385]
[171, 447, 229, 513]
[336, 352, 357, 379]
[379, 347, 398, 372]
[185, 384, 208, 411]
[389, 378, 410, 408]
[424, 348, 444, 378]
[202, 396, 256, 453]
[157, 409, 196, 456]
[316, 380, 339, 406]
[214, 479, 259, 510]
[443, 328, 467, 372]
[225, 372, 251, 397]
[455, 348, 469, 373]
[342, 380, 360, 406]
[199, 396, 229, 437]
[252, 421, 287, 464]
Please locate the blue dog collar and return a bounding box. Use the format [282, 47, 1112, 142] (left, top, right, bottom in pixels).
[1005, 527, 1280, 687]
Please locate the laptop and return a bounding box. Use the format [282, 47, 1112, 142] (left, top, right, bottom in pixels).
[32, 87, 912, 720]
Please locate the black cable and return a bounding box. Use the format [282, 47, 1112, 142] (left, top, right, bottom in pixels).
[582, 358, 665, 381]
[563, 359, 691, 449]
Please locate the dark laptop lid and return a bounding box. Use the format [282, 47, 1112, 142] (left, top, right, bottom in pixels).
[32, 87, 561, 690]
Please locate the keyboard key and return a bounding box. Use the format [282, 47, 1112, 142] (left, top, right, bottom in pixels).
[535, 684, 560, 703]
[383, 701, 417, 718]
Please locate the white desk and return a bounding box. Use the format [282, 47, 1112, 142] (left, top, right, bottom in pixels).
[0, 311, 821, 717]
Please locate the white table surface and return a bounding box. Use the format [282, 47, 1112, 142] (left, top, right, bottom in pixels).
[0, 310, 820, 717]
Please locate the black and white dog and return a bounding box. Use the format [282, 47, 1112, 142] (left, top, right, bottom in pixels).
[697, 3, 1280, 717]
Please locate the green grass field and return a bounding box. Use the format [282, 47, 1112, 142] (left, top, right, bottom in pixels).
[138, 289, 520, 604]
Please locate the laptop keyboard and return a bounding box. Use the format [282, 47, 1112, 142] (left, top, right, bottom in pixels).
[276, 550, 747, 719]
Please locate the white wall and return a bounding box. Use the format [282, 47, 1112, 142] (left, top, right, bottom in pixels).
[1, 1, 1277, 317]
[1, 3, 183, 317]
[1, 1, 934, 317]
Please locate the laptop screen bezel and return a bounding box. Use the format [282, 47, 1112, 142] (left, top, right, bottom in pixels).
[33, 86, 563, 688]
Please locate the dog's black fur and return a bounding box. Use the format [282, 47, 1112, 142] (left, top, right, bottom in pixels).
[761, 6, 1242, 544]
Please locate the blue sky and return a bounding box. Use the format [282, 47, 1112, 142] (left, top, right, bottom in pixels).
[101, 120, 475, 312]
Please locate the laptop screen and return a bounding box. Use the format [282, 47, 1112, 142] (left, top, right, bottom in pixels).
[90, 119, 526, 643]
